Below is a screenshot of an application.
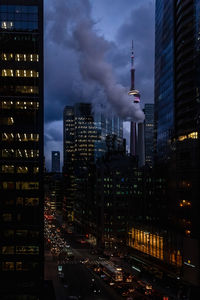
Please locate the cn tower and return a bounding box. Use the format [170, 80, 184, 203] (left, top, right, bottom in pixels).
[128, 41, 140, 156]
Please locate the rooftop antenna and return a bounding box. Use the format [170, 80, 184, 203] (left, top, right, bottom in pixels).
[130, 40, 135, 91]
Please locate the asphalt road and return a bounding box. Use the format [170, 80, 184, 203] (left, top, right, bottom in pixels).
[62, 262, 123, 300]
[45, 248, 123, 300]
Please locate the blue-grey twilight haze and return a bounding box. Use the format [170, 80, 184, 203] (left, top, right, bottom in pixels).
[44, 0, 155, 169]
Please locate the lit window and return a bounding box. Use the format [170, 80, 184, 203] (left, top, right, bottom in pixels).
[1, 246, 15, 254]
[15, 86, 39, 94]
[16, 133, 39, 142]
[188, 132, 198, 139]
[17, 166, 28, 174]
[25, 198, 39, 206]
[178, 135, 187, 141]
[0, 117, 14, 125]
[16, 182, 39, 190]
[2, 213, 12, 222]
[15, 69, 38, 78]
[33, 167, 39, 173]
[2, 182, 15, 190]
[14, 53, 39, 62]
[1, 165, 14, 173]
[16, 246, 39, 255]
[2, 262, 14, 271]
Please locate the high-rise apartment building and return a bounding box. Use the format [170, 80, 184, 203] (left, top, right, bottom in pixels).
[144, 103, 154, 167]
[155, 0, 200, 289]
[0, 1, 44, 299]
[51, 151, 60, 173]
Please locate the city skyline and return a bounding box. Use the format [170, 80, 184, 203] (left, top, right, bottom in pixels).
[1, 0, 200, 299]
[44, 0, 155, 169]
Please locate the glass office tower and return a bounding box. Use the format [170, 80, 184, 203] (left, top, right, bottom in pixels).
[0, 1, 44, 299]
[154, 0, 174, 161]
[63, 103, 123, 222]
[155, 0, 200, 289]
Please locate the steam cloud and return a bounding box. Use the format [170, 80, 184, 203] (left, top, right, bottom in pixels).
[46, 0, 144, 122]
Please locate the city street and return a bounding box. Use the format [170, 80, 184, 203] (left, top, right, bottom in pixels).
[45, 247, 123, 300]
[44, 202, 183, 300]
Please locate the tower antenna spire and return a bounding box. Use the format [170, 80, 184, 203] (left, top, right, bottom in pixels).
[131, 40, 134, 69]
[130, 40, 135, 91]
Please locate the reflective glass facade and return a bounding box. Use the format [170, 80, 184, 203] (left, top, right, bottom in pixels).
[0, 5, 38, 31]
[155, 0, 200, 287]
[155, 0, 174, 160]
[0, 0, 43, 299]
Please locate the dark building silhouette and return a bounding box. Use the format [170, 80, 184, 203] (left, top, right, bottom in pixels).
[144, 103, 154, 167]
[63, 103, 124, 223]
[155, 0, 200, 290]
[44, 172, 63, 213]
[0, 1, 44, 299]
[51, 151, 60, 173]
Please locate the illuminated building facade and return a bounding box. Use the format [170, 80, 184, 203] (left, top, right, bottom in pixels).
[51, 151, 60, 173]
[63, 103, 123, 222]
[0, 1, 43, 299]
[63, 103, 123, 166]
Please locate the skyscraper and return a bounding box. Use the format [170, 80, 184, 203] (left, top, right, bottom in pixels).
[51, 151, 60, 173]
[63, 103, 123, 169]
[0, 1, 44, 299]
[155, 0, 200, 289]
[144, 103, 154, 167]
[173, 0, 200, 288]
[63, 103, 123, 222]
[154, 0, 174, 161]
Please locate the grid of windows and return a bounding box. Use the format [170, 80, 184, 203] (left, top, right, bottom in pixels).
[0, 1, 43, 297]
[0, 5, 38, 31]
[1, 53, 39, 62]
[1, 69, 39, 77]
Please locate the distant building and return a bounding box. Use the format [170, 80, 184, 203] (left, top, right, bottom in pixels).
[44, 172, 63, 213]
[63, 103, 123, 170]
[63, 103, 124, 222]
[51, 151, 60, 173]
[144, 103, 154, 167]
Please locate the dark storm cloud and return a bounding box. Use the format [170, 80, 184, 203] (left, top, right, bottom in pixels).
[45, 0, 145, 122]
[44, 0, 155, 167]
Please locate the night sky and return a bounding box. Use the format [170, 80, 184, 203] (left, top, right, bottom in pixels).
[44, 0, 155, 170]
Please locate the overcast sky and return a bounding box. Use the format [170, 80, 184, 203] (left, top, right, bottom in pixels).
[44, 0, 155, 170]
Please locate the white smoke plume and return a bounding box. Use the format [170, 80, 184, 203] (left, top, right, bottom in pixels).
[46, 0, 144, 122]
